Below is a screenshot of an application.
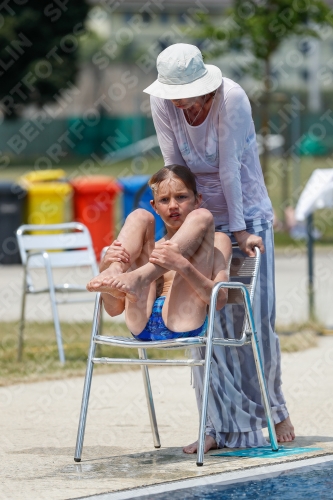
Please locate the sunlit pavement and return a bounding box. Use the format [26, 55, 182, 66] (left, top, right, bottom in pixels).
[1, 336, 333, 500]
[274, 247, 333, 327]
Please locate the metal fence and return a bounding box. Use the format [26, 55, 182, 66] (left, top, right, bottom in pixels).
[1, 111, 332, 158]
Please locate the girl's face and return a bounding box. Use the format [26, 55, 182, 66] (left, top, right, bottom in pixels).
[151, 177, 201, 233]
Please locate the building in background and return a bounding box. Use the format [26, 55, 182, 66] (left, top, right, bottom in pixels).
[49, 0, 333, 117]
[2, 0, 333, 157]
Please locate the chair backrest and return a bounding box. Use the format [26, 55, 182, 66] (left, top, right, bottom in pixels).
[224, 245, 260, 339]
[227, 246, 260, 305]
[16, 223, 99, 274]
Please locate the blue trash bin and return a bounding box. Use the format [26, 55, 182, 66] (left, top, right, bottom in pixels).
[118, 176, 165, 240]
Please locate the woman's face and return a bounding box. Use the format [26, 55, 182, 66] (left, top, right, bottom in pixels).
[170, 97, 200, 109]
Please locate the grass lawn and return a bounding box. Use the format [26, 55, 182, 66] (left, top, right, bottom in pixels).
[0, 320, 318, 387]
[0, 321, 187, 387]
[277, 329, 318, 353]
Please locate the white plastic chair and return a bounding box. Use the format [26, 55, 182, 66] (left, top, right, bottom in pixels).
[74, 246, 279, 466]
[16, 223, 99, 364]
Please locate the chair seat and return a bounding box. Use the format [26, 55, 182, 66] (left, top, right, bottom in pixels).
[94, 334, 206, 349]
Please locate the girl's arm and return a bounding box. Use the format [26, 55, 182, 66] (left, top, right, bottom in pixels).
[99, 240, 130, 272]
[149, 233, 232, 310]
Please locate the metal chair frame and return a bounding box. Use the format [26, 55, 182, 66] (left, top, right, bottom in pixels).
[74, 246, 279, 466]
[16, 223, 99, 364]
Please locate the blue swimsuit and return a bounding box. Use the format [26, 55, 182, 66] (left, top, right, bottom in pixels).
[134, 296, 208, 341]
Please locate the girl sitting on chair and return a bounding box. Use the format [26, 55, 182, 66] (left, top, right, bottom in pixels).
[87, 164, 231, 342]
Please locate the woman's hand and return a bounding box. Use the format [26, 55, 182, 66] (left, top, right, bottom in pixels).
[99, 240, 130, 272]
[233, 230, 265, 257]
[149, 241, 185, 271]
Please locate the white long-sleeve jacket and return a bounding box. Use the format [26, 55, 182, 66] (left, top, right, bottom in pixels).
[150, 77, 273, 232]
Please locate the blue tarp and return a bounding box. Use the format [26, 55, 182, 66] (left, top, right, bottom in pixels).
[212, 446, 322, 459]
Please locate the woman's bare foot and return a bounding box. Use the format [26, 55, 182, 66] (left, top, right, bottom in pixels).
[87, 266, 126, 298]
[183, 435, 217, 454]
[275, 416, 295, 442]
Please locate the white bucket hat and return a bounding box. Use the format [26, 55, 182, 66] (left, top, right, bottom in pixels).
[143, 43, 222, 100]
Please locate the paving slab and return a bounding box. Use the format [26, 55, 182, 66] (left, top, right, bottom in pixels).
[274, 247, 333, 327]
[1, 336, 333, 500]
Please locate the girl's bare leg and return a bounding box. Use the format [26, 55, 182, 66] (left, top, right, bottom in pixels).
[124, 268, 156, 335]
[87, 209, 157, 315]
[87, 209, 156, 290]
[103, 208, 214, 302]
[162, 216, 215, 332]
[118, 212, 158, 333]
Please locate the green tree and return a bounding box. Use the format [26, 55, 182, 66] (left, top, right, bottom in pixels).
[0, 0, 90, 119]
[199, 0, 333, 179]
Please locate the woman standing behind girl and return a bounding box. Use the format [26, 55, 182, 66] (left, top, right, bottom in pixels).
[142, 43, 295, 451]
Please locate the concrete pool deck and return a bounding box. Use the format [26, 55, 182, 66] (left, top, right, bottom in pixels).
[1, 336, 333, 500]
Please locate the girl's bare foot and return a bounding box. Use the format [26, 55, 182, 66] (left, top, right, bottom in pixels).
[183, 435, 217, 454]
[275, 416, 295, 442]
[104, 270, 146, 303]
[87, 266, 126, 298]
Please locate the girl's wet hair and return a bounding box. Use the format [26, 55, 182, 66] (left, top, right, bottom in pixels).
[149, 164, 198, 198]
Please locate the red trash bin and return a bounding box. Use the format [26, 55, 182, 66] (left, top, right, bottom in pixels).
[71, 176, 120, 260]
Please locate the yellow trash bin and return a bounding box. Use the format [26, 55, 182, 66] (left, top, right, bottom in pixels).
[20, 169, 67, 184]
[20, 170, 73, 227]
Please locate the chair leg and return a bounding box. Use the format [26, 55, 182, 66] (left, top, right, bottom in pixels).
[17, 265, 28, 362]
[138, 348, 161, 449]
[43, 252, 65, 364]
[251, 333, 279, 451]
[197, 314, 215, 467]
[94, 299, 103, 358]
[74, 294, 101, 462]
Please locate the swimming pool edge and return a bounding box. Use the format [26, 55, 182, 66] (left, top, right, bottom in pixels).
[69, 452, 333, 500]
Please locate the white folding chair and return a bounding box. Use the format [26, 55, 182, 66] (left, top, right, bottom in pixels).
[16, 223, 99, 364]
[74, 246, 279, 466]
